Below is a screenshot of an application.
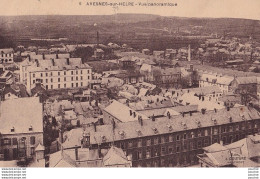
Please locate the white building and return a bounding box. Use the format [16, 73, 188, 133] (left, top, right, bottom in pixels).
[20, 58, 92, 94]
[0, 48, 14, 64]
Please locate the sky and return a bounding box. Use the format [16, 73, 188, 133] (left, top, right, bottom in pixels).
[0, 0, 260, 20]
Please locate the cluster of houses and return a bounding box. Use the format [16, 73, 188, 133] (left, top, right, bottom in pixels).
[0, 36, 260, 168]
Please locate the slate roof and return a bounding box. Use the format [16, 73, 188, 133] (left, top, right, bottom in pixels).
[63, 106, 259, 148]
[0, 97, 43, 135]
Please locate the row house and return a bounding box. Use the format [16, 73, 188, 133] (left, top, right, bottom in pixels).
[62, 106, 260, 167]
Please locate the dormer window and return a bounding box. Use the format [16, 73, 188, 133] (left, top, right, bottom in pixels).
[167, 124, 173, 131]
[212, 118, 217, 125]
[152, 127, 158, 134]
[11, 127, 15, 132]
[29, 126, 33, 131]
[136, 129, 142, 137]
[101, 135, 106, 142]
[196, 121, 201, 128]
[181, 122, 187, 129]
[118, 131, 125, 139]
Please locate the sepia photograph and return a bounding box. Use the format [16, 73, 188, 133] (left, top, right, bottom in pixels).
[0, 0, 259, 176]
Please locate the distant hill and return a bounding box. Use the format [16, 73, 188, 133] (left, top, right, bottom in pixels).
[0, 14, 259, 48]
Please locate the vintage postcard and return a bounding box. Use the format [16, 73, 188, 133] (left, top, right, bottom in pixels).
[0, 0, 259, 177]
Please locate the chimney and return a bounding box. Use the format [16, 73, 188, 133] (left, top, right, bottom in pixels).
[93, 122, 97, 132]
[182, 113, 185, 117]
[227, 106, 230, 111]
[51, 58, 55, 66]
[43, 53, 45, 60]
[201, 108, 206, 114]
[129, 110, 132, 116]
[75, 147, 79, 160]
[98, 144, 101, 158]
[56, 53, 59, 59]
[189, 111, 192, 116]
[138, 116, 143, 126]
[59, 129, 63, 143]
[35, 59, 39, 67]
[188, 44, 191, 61]
[66, 58, 70, 65]
[97, 31, 99, 46]
[152, 115, 155, 121]
[112, 119, 116, 130]
[133, 112, 136, 118]
[214, 108, 217, 113]
[167, 111, 171, 119]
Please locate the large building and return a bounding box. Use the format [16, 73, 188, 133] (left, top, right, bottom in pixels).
[0, 97, 44, 161]
[62, 106, 260, 167]
[20, 58, 92, 94]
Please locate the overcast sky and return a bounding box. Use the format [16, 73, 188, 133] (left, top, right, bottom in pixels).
[0, 0, 260, 20]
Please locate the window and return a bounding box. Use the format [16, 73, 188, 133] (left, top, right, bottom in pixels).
[31, 147, 35, 155]
[87, 70, 89, 74]
[204, 139, 209, 147]
[71, 71, 73, 75]
[64, 71, 66, 75]
[154, 148, 159, 156]
[50, 72, 52, 76]
[81, 82, 83, 86]
[33, 74, 35, 78]
[169, 135, 174, 142]
[137, 151, 142, 160]
[58, 72, 60, 75]
[3, 138, 11, 145]
[205, 129, 209, 136]
[128, 141, 133, 148]
[64, 77, 66, 81]
[154, 137, 159, 145]
[176, 146, 180, 153]
[168, 146, 173, 154]
[46, 73, 48, 77]
[137, 139, 142, 147]
[229, 126, 233, 132]
[71, 77, 73, 81]
[222, 126, 227, 133]
[72, 83, 74, 87]
[76, 77, 78, 81]
[76, 70, 78, 75]
[46, 79, 48, 83]
[51, 85, 53, 89]
[146, 149, 151, 158]
[41, 73, 43, 77]
[64, 84, 66, 88]
[30, 136, 35, 145]
[46, 85, 48, 90]
[58, 84, 60, 88]
[81, 70, 83, 74]
[76, 83, 78, 87]
[12, 138, 17, 145]
[81, 76, 83, 80]
[183, 133, 187, 140]
[161, 147, 166, 155]
[146, 138, 151, 146]
[176, 135, 180, 141]
[191, 132, 195, 138]
[58, 78, 60, 82]
[88, 76, 90, 80]
[51, 78, 53, 82]
[213, 127, 218, 135]
[198, 141, 202, 148]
